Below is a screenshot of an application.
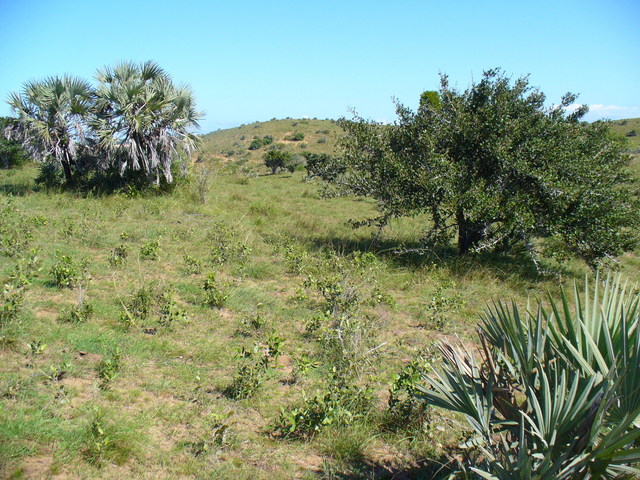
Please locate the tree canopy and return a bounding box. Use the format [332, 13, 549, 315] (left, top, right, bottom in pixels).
[314, 69, 638, 268]
[263, 149, 293, 174]
[92, 61, 201, 184]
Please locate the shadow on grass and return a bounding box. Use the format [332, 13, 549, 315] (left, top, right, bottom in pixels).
[0, 182, 38, 196]
[304, 234, 573, 284]
[318, 455, 459, 480]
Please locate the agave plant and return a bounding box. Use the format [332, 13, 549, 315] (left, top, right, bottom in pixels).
[92, 60, 202, 184]
[417, 273, 640, 479]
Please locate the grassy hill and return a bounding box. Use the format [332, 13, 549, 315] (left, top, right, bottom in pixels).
[199, 116, 640, 173]
[199, 118, 343, 169]
[607, 117, 640, 151]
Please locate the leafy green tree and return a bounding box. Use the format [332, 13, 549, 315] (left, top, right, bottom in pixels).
[264, 150, 293, 174]
[303, 152, 345, 180]
[6, 76, 94, 182]
[0, 117, 29, 169]
[92, 61, 202, 184]
[320, 69, 638, 268]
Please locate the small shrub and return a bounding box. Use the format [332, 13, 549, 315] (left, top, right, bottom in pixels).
[317, 136, 328, 144]
[96, 348, 121, 389]
[273, 371, 373, 438]
[285, 154, 306, 173]
[44, 361, 72, 382]
[383, 352, 431, 432]
[107, 244, 128, 267]
[139, 239, 160, 260]
[158, 294, 188, 329]
[207, 222, 250, 265]
[50, 254, 89, 288]
[238, 304, 268, 336]
[183, 253, 203, 274]
[81, 406, 139, 466]
[203, 273, 227, 308]
[291, 353, 320, 382]
[0, 199, 33, 257]
[27, 339, 47, 356]
[0, 283, 26, 342]
[285, 132, 305, 141]
[9, 249, 42, 287]
[59, 301, 94, 324]
[225, 337, 282, 400]
[119, 284, 156, 329]
[61, 219, 76, 237]
[119, 284, 185, 332]
[186, 412, 234, 456]
[248, 139, 263, 150]
[421, 282, 463, 330]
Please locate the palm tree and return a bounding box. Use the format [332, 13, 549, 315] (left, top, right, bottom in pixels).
[92, 61, 202, 184]
[7, 76, 94, 183]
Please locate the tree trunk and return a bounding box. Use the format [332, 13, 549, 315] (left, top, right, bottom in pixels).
[61, 151, 73, 183]
[456, 208, 484, 254]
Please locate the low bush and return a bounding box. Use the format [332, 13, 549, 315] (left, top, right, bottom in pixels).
[203, 273, 227, 308]
[96, 348, 122, 390]
[0, 199, 33, 257]
[107, 244, 128, 267]
[139, 239, 160, 260]
[284, 132, 305, 141]
[50, 253, 89, 288]
[224, 335, 282, 399]
[273, 370, 373, 439]
[59, 301, 94, 324]
[0, 283, 26, 343]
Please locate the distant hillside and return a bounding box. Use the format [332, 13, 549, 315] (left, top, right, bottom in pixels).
[198, 118, 343, 168]
[607, 117, 640, 151]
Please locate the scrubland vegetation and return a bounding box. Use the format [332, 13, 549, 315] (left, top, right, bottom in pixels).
[1, 67, 639, 479]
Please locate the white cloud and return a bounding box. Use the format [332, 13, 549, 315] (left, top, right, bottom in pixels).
[563, 103, 640, 121]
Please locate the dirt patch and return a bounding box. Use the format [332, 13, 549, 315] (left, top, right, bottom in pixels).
[218, 308, 234, 322]
[19, 454, 55, 480]
[291, 453, 324, 472]
[62, 376, 96, 408]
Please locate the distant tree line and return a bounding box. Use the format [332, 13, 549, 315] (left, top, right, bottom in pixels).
[4, 61, 202, 186]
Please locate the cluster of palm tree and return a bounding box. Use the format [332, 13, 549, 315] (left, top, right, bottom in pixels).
[5, 61, 201, 185]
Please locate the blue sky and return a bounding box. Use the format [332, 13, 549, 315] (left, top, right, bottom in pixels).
[1, 0, 638, 133]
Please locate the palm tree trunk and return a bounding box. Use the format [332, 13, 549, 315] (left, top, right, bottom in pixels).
[61, 150, 73, 183]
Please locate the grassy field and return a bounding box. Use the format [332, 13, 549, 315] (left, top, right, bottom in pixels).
[1, 123, 639, 479]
